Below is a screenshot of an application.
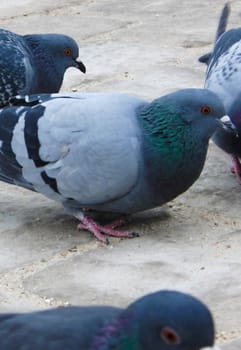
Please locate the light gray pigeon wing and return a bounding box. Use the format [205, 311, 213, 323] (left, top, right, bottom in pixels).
[0, 93, 147, 206]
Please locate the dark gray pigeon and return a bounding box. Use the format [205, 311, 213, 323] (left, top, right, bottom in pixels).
[0, 89, 225, 243]
[204, 7, 241, 183]
[198, 3, 230, 65]
[0, 290, 217, 350]
[0, 29, 86, 106]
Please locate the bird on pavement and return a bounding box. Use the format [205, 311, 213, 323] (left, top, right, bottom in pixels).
[0, 28, 86, 107]
[0, 88, 226, 243]
[0, 290, 217, 350]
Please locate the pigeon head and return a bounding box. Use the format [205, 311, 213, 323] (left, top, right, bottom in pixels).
[137, 88, 225, 204]
[99, 290, 215, 350]
[37, 34, 86, 73]
[142, 89, 225, 145]
[24, 33, 86, 92]
[178, 89, 226, 140]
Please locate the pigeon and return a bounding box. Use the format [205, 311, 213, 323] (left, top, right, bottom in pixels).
[0, 29, 86, 107]
[0, 88, 226, 243]
[204, 6, 241, 183]
[198, 3, 230, 65]
[0, 290, 217, 350]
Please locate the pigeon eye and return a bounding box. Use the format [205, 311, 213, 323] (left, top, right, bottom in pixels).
[201, 105, 212, 115]
[64, 48, 72, 56]
[161, 327, 180, 345]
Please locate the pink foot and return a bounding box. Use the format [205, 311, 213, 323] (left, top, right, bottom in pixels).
[77, 219, 126, 231]
[77, 216, 138, 245]
[99, 219, 126, 229]
[231, 155, 241, 185]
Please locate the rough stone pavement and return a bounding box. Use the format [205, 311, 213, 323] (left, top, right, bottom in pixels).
[0, 1, 241, 348]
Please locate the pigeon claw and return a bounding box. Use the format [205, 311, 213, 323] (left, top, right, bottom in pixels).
[130, 232, 140, 238]
[77, 216, 139, 244]
[104, 237, 110, 246]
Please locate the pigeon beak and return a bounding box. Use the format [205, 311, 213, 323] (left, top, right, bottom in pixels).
[74, 57, 86, 73]
[220, 115, 239, 137]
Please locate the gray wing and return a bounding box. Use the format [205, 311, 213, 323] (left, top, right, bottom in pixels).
[0, 29, 33, 106]
[0, 93, 146, 205]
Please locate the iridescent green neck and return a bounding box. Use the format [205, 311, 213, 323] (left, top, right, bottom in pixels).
[140, 103, 195, 174]
[140, 102, 187, 149]
[139, 101, 207, 202]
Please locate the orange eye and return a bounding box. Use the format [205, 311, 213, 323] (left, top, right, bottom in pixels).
[64, 48, 72, 56]
[161, 327, 180, 345]
[201, 105, 212, 115]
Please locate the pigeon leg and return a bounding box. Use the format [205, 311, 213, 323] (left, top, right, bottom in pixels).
[78, 216, 110, 244]
[78, 219, 126, 230]
[103, 219, 126, 229]
[65, 208, 138, 244]
[78, 216, 139, 245]
[230, 155, 241, 184]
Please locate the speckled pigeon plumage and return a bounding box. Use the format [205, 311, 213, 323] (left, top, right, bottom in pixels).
[198, 3, 230, 65]
[0, 290, 217, 350]
[204, 5, 241, 183]
[0, 89, 225, 243]
[0, 29, 86, 106]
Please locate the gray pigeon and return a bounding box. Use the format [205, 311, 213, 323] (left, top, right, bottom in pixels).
[0, 290, 216, 350]
[204, 8, 241, 183]
[0, 29, 86, 106]
[0, 89, 225, 243]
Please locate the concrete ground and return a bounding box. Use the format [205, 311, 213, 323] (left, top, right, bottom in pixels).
[0, 0, 240, 348]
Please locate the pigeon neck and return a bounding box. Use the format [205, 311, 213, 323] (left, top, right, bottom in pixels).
[24, 35, 63, 93]
[92, 314, 139, 350]
[139, 102, 197, 161]
[139, 102, 208, 202]
[139, 101, 198, 147]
